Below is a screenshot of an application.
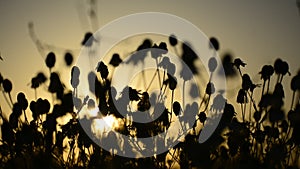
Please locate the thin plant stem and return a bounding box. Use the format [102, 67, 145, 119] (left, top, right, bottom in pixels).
[280, 75, 284, 83]
[8, 93, 13, 106]
[141, 63, 147, 89]
[238, 68, 243, 77]
[249, 92, 253, 122]
[241, 103, 245, 123]
[1, 90, 12, 109]
[170, 90, 174, 123]
[34, 88, 37, 100]
[146, 70, 158, 92]
[266, 79, 270, 94]
[244, 101, 247, 122]
[23, 110, 29, 124]
[203, 94, 211, 112]
[155, 58, 162, 89]
[291, 91, 295, 110]
[182, 81, 186, 108]
[261, 80, 266, 99]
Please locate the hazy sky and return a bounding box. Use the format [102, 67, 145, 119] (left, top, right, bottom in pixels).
[0, 0, 300, 115]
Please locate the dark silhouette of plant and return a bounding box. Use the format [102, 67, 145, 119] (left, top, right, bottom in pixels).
[64, 52, 74, 66]
[45, 52, 56, 72]
[1, 29, 300, 169]
[109, 53, 122, 67]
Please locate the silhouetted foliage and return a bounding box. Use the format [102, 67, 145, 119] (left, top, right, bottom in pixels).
[219, 53, 237, 78]
[209, 37, 219, 51]
[109, 53, 122, 67]
[169, 34, 178, 47]
[64, 52, 74, 66]
[45, 52, 56, 70]
[81, 32, 96, 47]
[1, 31, 300, 169]
[2, 79, 12, 93]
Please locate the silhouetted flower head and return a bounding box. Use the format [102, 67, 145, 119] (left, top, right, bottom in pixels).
[233, 58, 246, 69]
[64, 52, 73, 66]
[205, 82, 215, 95]
[151, 42, 168, 59]
[208, 57, 217, 72]
[274, 58, 283, 74]
[137, 92, 151, 112]
[273, 83, 285, 98]
[237, 89, 247, 104]
[48, 72, 64, 99]
[81, 32, 96, 47]
[250, 83, 261, 93]
[180, 64, 193, 82]
[242, 74, 252, 91]
[17, 92, 28, 110]
[181, 42, 198, 74]
[96, 61, 109, 79]
[45, 52, 56, 69]
[109, 53, 122, 67]
[137, 39, 152, 51]
[274, 58, 291, 76]
[183, 102, 198, 126]
[50, 104, 62, 118]
[71, 66, 80, 88]
[36, 72, 47, 83]
[291, 73, 300, 91]
[31, 72, 47, 89]
[259, 65, 274, 81]
[209, 37, 219, 51]
[220, 103, 236, 125]
[189, 83, 199, 99]
[31, 77, 39, 89]
[259, 93, 272, 108]
[87, 71, 98, 95]
[30, 98, 50, 120]
[159, 42, 168, 53]
[129, 87, 140, 101]
[220, 53, 237, 78]
[173, 101, 181, 116]
[211, 94, 226, 112]
[151, 44, 159, 56]
[158, 57, 170, 69]
[198, 111, 207, 123]
[168, 74, 177, 90]
[169, 34, 178, 46]
[3, 79, 12, 93]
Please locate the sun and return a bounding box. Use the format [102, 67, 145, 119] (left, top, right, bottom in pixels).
[103, 115, 116, 128]
[92, 115, 118, 133]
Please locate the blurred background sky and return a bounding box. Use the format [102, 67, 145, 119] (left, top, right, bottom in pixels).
[0, 0, 300, 115]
